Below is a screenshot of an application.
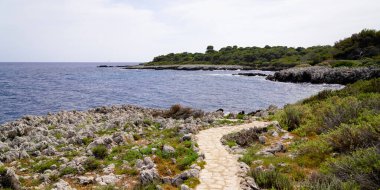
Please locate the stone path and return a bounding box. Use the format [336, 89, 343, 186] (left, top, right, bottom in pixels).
[195, 121, 269, 190]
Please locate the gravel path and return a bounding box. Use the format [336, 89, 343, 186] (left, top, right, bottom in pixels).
[195, 121, 269, 190]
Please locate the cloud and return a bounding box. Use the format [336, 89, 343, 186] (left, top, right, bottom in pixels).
[0, 0, 379, 61]
[0, 0, 172, 61]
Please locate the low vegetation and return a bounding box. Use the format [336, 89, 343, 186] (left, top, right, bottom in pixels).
[240, 78, 380, 189]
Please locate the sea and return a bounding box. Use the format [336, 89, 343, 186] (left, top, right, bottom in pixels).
[0, 62, 343, 124]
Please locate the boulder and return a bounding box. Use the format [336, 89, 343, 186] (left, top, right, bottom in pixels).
[51, 179, 75, 190]
[258, 136, 267, 144]
[95, 174, 119, 186]
[0, 168, 21, 190]
[102, 164, 115, 174]
[222, 127, 266, 147]
[181, 134, 192, 142]
[112, 132, 125, 144]
[172, 169, 199, 186]
[139, 169, 160, 185]
[241, 176, 259, 190]
[77, 176, 94, 185]
[181, 184, 191, 190]
[163, 145, 175, 154]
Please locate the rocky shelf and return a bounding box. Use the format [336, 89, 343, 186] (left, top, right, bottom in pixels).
[232, 73, 268, 77]
[266, 66, 380, 84]
[122, 65, 254, 71]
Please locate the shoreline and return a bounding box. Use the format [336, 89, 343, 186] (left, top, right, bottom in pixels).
[98, 64, 290, 71]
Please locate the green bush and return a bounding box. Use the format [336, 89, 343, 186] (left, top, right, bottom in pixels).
[123, 150, 143, 163]
[322, 147, 380, 190]
[302, 90, 333, 104]
[225, 140, 237, 148]
[92, 145, 108, 159]
[318, 96, 360, 133]
[280, 104, 310, 131]
[239, 144, 262, 165]
[60, 167, 77, 176]
[33, 159, 60, 173]
[301, 172, 359, 190]
[183, 177, 201, 188]
[82, 137, 93, 145]
[330, 60, 361, 67]
[177, 152, 198, 170]
[249, 170, 293, 190]
[324, 120, 380, 153]
[236, 113, 245, 120]
[84, 157, 101, 171]
[0, 165, 7, 175]
[96, 185, 118, 190]
[296, 140, 331, 168]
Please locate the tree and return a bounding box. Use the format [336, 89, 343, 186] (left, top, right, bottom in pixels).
[206, 45, 215, 53]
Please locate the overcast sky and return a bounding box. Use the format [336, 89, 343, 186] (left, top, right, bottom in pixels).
[0, 0, 379, 62]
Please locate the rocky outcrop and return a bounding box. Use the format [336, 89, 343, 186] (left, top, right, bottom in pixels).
[0, 104, 224, 189]
[266, 66, 380, 84]
[232, 72, 268, 77]
[123, 65, 253, 71]
[0, 105, 222, 164]
[51, 179, 75, 190]
[221, 127, 267, 147]
[0, 168, 21, 190]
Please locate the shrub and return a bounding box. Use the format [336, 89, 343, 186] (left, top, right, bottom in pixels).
[225, 140, 237, 148]
[302, 90, 333, 104]
[249, 170, 293, 190]
[96, 185, 118, 190]
[318, 96, 360, 133]
[183, 177, 201, 188]
[33, 159, 59, 173]
[123, 150, 143, 163]
[164, 104, 204, 119]
[296, 140, 331, 168]
[280, 105, 310, 131]
[92, 145, 108, 159]
[239, 143, 262, 165]
[60, 167, 77, 176]
[84, 157, 101, 171]
[236, 113, 245, 120]
[82, 137, 93, 145]
[322, 147, 380, 190]
[177, 152, 198, 170]
[324, 121, 380, 153]
[301, 172, 359, 190]
[115, 167, 138, 176]
[0, 165, 7, 175]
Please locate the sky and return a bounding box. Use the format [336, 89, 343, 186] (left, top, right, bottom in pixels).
[0, 0, 379, 62]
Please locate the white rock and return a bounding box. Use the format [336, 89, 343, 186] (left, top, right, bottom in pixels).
[162, 145, 175, 153]
[51, 179, 75, 190]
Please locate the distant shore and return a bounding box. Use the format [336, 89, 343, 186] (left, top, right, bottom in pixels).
[98, 64, 291, 71]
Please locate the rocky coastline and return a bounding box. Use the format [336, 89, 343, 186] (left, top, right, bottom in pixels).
[0, 104, 267, 189]
[98, 64, 291, 71]
[99, 64, 379, 85]
[266, 66, 380, 84]
[123, 65, 253, 71]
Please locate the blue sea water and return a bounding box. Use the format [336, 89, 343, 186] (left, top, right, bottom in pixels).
[0, 62, 343, 124]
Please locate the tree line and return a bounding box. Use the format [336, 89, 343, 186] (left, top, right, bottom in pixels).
[147, 29, 380, 68]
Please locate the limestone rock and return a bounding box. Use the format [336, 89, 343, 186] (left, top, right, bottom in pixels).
[95, 174, 119, 186]
[77, 176, 94, 185]
[258, 135, 267, 144]
[51, 179, 75, 190]
[163, 145, 175, 154]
